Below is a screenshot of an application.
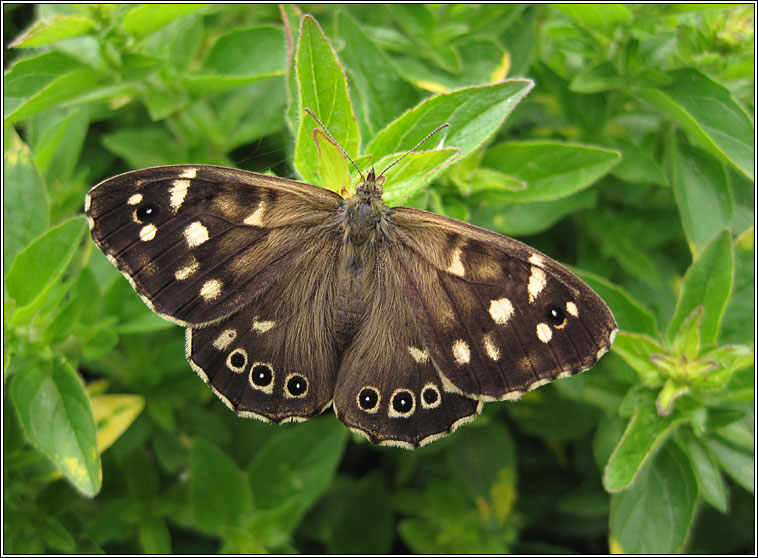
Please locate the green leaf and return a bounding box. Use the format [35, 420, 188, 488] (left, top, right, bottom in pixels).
[671, 143, 732, 257]
[675, 429, 728, 513]
[336, 11, 420, 135]
[481, 141, 620, 203]
[202, 26, 286, 77]
[6, 216, 86, 309]
[472, 189, 598, 236]
[576, 270, 659, 337]
[295, 15, 360, 186]
[705, 434, 754, 493]
[138, 518, 171, 554]
[667, 229, 733, 346]
[603, 406, 684, 492]
[641, 68, 754, 180]
[3, 128, 49, 269]
[10, 15, 96, 48]
[609, 137, 668, 186]
[367, 80, 534, 169]
[570, 62, 624, 93]
[247, 417, 347, 521]
[555, 4, 631, 30]
[11, 359, 101, 496]
[719, 227, 754, 345]
[190, 438, 252, 533]
[327, 475, 393, 554]
[379, 148, 460, 206]
[102, 127, 187, 167]
[314, 129, 352, 194]
[609, 442, 698, 553]
[122, 4, 204, 39]
[610, 332, 665, 385]
[4, 50, 89, 99]
[4, 69, 104, 123]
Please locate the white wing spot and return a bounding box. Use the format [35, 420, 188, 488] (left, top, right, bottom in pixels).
[87, 216, 95, 230]
[252, 316, 276, 333]
[139, 224, 157, 242]
[243, 201, 266, 226]
[170, 179, 190, 212]
[127, 193, 143, 205]
[84, 194, 92, 212]
[175, 257, 199, 280]
[452, 339, 470, 365]
[528, 265, 547, 303]
[566, 301, 579, 317]
[200, 279, 222, 301]
[447, 247, 465, 277]
[179, 167, 198, 178]
[489, 297, 514, 325]
[408, 346, 430, 363]
[184, 221, 209, 247]
[483, 333, 500, 361]
[213, 328, 237, 350]
[536, 322, 552, 343]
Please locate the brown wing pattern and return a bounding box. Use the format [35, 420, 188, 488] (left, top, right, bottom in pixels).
[86, 165, 342, 326]
[389, 206, 617, 401]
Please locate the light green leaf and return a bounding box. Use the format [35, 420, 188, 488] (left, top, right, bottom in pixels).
[367, 80, 534, 168]
[4, 69, 104, 123]
[122, 4, 204, 39]
[705, 435, 754, 493]
[555, 4, 631, 30]
[203, 26, 286, 77]
[314, 129, 353, 194]
[295, 15, 360, 186]
[719, 227, 754, 345]
[10, 15, 96, 48]
[641, 68, 754, 180]
[675, 429, 728, 513]
[11, 359, 101, 496]
[6, 216, 86, 309]
[3, 129, 49, 269]
[667, 229, 733, 346]
[379, 148, 460, 206]
[481, 141, 620, 203]
[603, 406, 684, 492]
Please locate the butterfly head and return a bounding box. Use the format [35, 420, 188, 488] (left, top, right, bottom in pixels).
[356, 168, 385, 196]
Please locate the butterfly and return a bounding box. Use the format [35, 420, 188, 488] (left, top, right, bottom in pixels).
[85, 134, 617, 449]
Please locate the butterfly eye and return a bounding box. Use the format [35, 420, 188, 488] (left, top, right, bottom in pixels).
[421, 384, 441, 409]
[250, 363, 273, 387]
[285, 374, 308, 398]
[546, 305, 566, 327]
[390, 389, 415, 417]
[357, 387, 380, 412]
[135, 204, 159, 223]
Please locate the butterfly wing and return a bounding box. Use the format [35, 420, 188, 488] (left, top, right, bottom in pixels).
[388, 207, 618, 401]
[187, 235, 342, 422]
[85, 165, 342, 326]
[333, 248, 482, 448]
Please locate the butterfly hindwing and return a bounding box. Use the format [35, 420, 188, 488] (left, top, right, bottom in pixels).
[390, 207, 618, 401]
[188, 234, 342, 422]
[333, 249, 482, 448]
[85, 165, 342, 326]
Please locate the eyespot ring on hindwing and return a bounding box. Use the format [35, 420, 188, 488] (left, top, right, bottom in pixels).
[284, 373, 308, 399]
[249, 362, 275, 394]
[356, 386, 381, 414]
[388, 388, 416, 418]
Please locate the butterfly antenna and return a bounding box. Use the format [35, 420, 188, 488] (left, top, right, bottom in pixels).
[379, 122, 450, 177]
[304, 108, 364, 180]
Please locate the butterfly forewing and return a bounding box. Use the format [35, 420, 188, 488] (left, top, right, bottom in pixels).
[85, 165, 342, 326]
[390, 207, 618, 401]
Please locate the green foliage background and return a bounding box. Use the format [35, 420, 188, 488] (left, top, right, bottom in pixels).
[3, 4, 754, 554]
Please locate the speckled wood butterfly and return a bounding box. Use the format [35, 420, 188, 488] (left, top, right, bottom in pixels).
[85, 131, 617, 448]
